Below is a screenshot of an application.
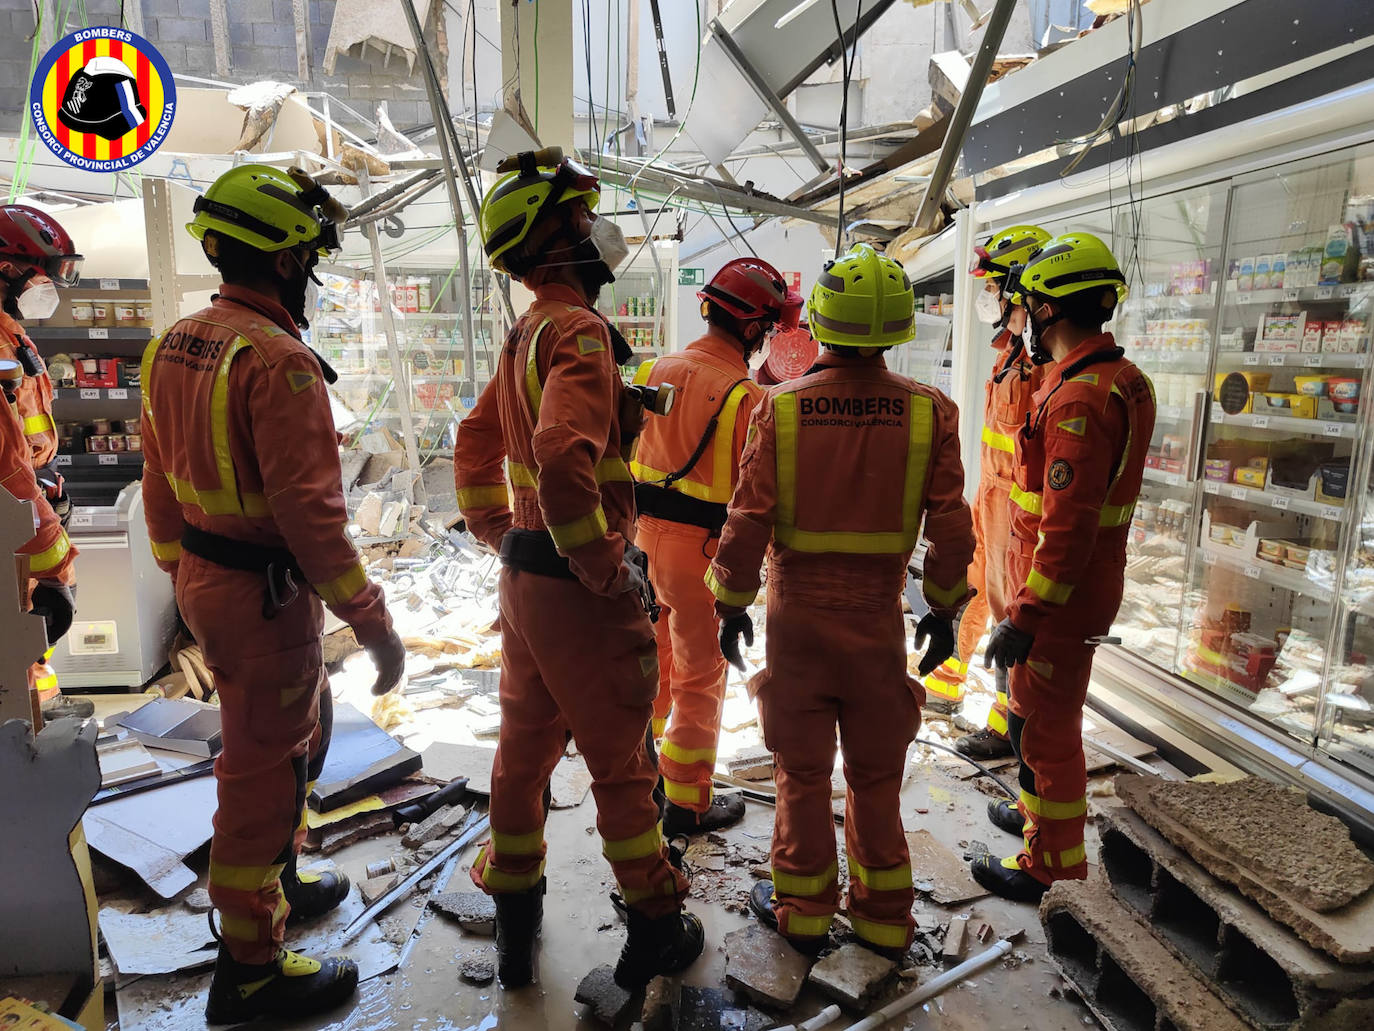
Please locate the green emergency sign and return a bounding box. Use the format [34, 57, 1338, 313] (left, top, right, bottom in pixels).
[678, 267, 705, 287]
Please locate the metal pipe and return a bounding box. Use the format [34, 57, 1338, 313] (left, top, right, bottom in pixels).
[910, 0, 1019, 233]
[840, 938, 1019, 1031]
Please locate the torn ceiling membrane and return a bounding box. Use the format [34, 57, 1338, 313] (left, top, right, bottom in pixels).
[324, 0, 435, 75]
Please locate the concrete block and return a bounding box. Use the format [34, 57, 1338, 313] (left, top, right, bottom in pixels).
[429, 890, 496, 935]
[229, 19, 252, 45]
[1116, 775, 1374, 963]
[1099, 805, 1374, 1031]
[155, 15, 208, 42]
[253, 20, 295, 48]
[182, 888, 212, 912]
[359, 873, 399, 906]
[726, 746, 774, 782]
[942, 913, 968, 963]
[807, 943, 895, 1010]
[235, 0, 276, 19]
[641, 975, 681, 1031]
[178, 0, 212, 17]
[459, 955, 495, 985]
[723, 924, 812, 1010]
[575, 964, 635, 1027]
[150, 42, 187, 71]
[0, 88, 29, 118]
[273, 0, 295, 21]
[182, 43, 215, 71]
[1041, 876, 1250, 1031]
[401, 803, 460, 848]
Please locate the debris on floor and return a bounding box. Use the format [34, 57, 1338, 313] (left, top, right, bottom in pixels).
[575, 964, 636, 1026]
[906, 828, 990, 905]
[807, 942, 896, 1009]
[724, 924, 813, 1010]
[428, 891, 497, 935]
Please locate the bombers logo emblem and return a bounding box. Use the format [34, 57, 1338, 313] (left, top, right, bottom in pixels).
[1048, 458, 1075, 491]
[30, 27, 176, 171]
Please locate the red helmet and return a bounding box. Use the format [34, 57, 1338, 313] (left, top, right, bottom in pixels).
[698, 257, 802, 323]
[0, 205, 82, 286]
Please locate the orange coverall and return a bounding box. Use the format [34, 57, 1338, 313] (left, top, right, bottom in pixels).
[1003, 333, 1154, 885]
[923, 330, 1040, 738]
[707, 352, 974, 950]
[629, 328, 763, 811]
[454, 282, 688, 917]
[141, 285, 394, 965]
[1, 312, 72, 702]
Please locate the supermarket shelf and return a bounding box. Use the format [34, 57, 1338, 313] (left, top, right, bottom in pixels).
[1143, 467, 1187, 488]
[1202, 478, 1345, 521]
[1133, 352, 1210, 373]
[53, 386, 139, 401]
[1224, 351, 1370, 369]
[1200, 539, 1332, 600]
[1212, 410, 1357, 438]
[53, 452, 144, 468]
[1122, 293, 1216, 312]
[31, 326, 153, 342]
[1154, 404, 1190, 423]
[1224, 283, 1374, 307]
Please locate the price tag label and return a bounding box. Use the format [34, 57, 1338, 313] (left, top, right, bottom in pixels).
[1237, 292, 1251, 304]
[1337, 284, 1355, 298]
[1303, 354, 1322, 367]
[108, 388, 128, 400]
[1320, 505, 1342, 521]
[1244, 564, 1262, 580]
[1252, 415, 1270, 428]
[1229, 486, 1249, 501]
[98, 453, 118, 466]
[1210, 407, 1222, 423]
[1271, 495, 1290, 510]
[1315, 287, 1334, 300]
[54, 454, 72, 466]
[1165, 473, 1181, 487]
[1267, 355, 1286, 366]
[99, 278, 120, 291]
[71, 513, 93, 528]
[88, 327, 108, 340]
[1283, 289, 1301, 301]
[1203, 550, 1217, 566]
[79, 387, 99, 400]
[1243, 354, 1259, 366]
[1322, 422, 1344, 437]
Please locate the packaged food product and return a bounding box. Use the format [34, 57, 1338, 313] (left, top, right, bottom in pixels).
[1320, 224, 1353, 285]
[90, 298, 109, 324]
[114, 301, 138, 323]
[1258, 539, 1285, 561]
[1341, 317, 1369, 354]
[1284, 542, 1312, 564]
[1302, 323, 1323, 352]
[1293, 375, 1329, 397]
[1256, 312, 1305, 350]
[1254, 255, 1272, 291]
[126, 434, 143, 452]
[1270, 252, 1286, 289]
[1334, 400, 1360, 414]
[1317, 460, 1349, 501]
[70, 298, 94, 323]
[1205, 459, 1233, 482]
[1328, 377, 1360, 402]
[1234, 466, 1266, 488]
[1237, 256, 1255, 292]
[137, 302, 153, 326]
[108, 434, 127, 453]
[87, 434, 109, 452]
[1210, 522, 1240, 544]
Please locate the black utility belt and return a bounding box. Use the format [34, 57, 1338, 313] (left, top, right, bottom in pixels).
[635, 483, 727, 534]
[499, 528, 577, 580]
[180, 524, 305, 618]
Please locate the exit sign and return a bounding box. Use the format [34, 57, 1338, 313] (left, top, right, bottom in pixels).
[679, 267, 705, 287]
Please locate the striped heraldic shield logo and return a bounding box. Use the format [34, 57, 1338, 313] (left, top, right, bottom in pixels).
[30, 27, 177, 172]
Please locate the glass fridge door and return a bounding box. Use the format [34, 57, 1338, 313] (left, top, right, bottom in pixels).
[1181, 144, 1374, 747]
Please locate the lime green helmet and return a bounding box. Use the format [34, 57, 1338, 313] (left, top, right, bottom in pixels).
[807, 243, 914, 348]
[480, 149, 600, 275]
[970, 224, 1050, 281]
[187, 164, 343, 255]
[1012, 231, 1129, 305]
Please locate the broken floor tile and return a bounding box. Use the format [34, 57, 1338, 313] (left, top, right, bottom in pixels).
[402, 803, 462, 848]
[429, 891, 497, 935]
[182, 888, 212, 912]
[359, 873, 399, 906]
[575, 964, 636, 1027]
[678, 986, 774, 1031]
[723, 924, 812, 1010]
[459, 955, 495, 986]
[807, 943, 895, 1010]
[641, 975, 682, 1031]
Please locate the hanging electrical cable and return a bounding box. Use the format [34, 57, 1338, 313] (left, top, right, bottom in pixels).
[627, 0, 703, 193]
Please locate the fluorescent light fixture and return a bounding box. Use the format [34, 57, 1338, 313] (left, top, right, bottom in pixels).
[774, 0, 825, 30]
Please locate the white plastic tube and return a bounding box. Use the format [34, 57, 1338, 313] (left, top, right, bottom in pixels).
[840, 938, 1018, 1031]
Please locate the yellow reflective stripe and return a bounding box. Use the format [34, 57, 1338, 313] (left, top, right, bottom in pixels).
[650, 717, 667, 737]
[35, 672, 58, 690]
[1027, 568, 1073, 605]
[603, 824, 664, 863]
[981, 424, 1015, 453]
[1054, 844, 1088, 869]
[507, 461, 538, 488]
[1055, 416, 1087, 436]
[523, 319, 551, 418]
[925, 575, 968, 609]
[1010, 485, 1042, 515]
[42, 647, 53, 661]
[596, 457, 633, 484]
[547, 506, 608, 551]
[314, 562, 368, 606]
[219, 896, 289, 941]
[1099, 501, 1136, 527]
[211, 337, 249, 512]
[164, 475, 270, 518]
[784, 912, 835, 938]
[986, 706, 1009, 736]
[706, 382, 753, 502]
[703, 566, 757, 608]
[774, 392, 799, 529]
[210, 859, 286, 892]
[943, 656, 969, 676]
[902, 392, 932, 545]
[922, 673, 963, 701]
[619, 878, 683, 906]
[661, 740, 717, 766]
[663, 779, 708, 805]
[150, 538, 182, 562]
[491, 828, 546, 856]
[479, 852, 547, 892]
[22, 413, 54, 436]
[140, 333, 163, 429]
[1019, 791, 1086, 821]
[778, 528, 913, 553]
[848, 859, 912, 892]
[28, 532, 71, 573]
[772, 861, 838, 898]
[1069, 372, 1099, 385]
[1027, 658, 1054, 679]
[632, 358, 658, 386]
[629, 460, 734, 503]
[457, 484, 510, 510]
[850, 916, 909, 948]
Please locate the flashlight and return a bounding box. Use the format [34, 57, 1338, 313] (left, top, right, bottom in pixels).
[0, 359, 22, 403]
[627, 382, 676, 416]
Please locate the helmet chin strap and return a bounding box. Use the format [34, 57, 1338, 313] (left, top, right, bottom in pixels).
[1027, 301, 1066, 365]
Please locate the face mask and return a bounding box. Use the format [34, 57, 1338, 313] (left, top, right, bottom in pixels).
[1027, 302, 1063, 365]
[975, 287, 1002, 324]
[282, 250, 315, 331]
[17, 275, 59, 321]
[588, 217, 629, 272]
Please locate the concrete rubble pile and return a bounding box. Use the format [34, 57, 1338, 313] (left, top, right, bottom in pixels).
[1040, 774, 1374, 1031]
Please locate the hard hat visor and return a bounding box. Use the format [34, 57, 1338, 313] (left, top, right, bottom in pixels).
[968, 244, 998, 277]
[46, 253, 84, 287]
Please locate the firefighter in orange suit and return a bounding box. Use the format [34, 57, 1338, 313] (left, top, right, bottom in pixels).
[631, 257, 801, 836]
[1, 359, 75, 707]
[973, 232, 1155, 902]
[454, 149, 701, 992]
[708, 244, 975, 956]
[141, 165, 406, 1022]
[0, 205, 83, 710]
[926, 227, 1049, 740]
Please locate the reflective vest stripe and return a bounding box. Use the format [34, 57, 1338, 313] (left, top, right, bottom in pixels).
[602, 823, 664, 863]
[1026, 567, 1074, 605]
[22, 413, 54, 437]
[547, 506, 608, 551]
[457, 484, 509, 510]
[523, 319, 552, 418]
[980, 424, 1015, 453]
[630, 368, 752, 504]
[1010, 485, 1042, 515]
[773, 391, 930, 555]
[149, 538, 183, 562]
[28, 531, 71, 574]
[140, 334, 163, 431]
[506, 457, 631, 489]
[772, 861, 838, 898]
[314, 561, 368, 607]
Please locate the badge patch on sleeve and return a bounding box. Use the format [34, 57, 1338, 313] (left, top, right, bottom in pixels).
[1048, 458, 1074, 490]
[286, 369, 318, 394]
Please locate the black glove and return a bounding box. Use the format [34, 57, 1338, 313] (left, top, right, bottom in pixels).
[49, 490, 72, 528]
[913, 613, 955, 676]
[30, 581, 75, 653]
[719, 613, 754, 673]
[983, 617, 1034, 670]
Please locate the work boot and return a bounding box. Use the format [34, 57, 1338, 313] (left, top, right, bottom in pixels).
[662, 793, 745, 836]
[987, 799, 1025, 836]
[41, 694, 94, 722]
[204, 944, 358, 1023]
[922, 697, 961, 718]
[613, 905, 705, 990]
[969, 854, 1049, 903]
[955, 728, 1015, 760]
[494, 878, 545, 989]
[282, 857, 351, 924]
[610, 837, 689, 920]
[748, 880, 826, 956]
